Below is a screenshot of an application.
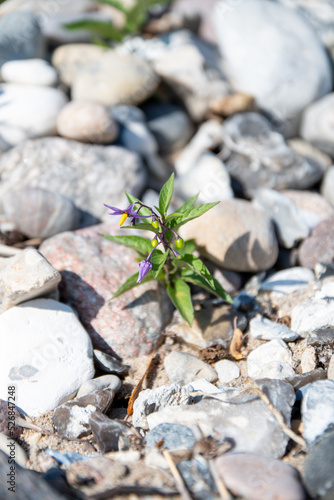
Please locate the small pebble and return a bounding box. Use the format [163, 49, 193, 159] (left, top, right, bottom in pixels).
[259, 267, 315, 295]
[0, 59, 57, 86]
[249, 315, 299, 342]
[247, 339, 293, 379]
[300, 346, 317, 373]
[76, 375, 121, 398]
[145, 423, 195, 450]
[215, 360, 240, 384]
[164, 351, 218, 385]
[93, 350, 129, 376]
[301, 379, 334, 445]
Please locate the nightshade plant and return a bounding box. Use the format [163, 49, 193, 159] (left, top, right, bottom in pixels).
[101, 174, 232, 325]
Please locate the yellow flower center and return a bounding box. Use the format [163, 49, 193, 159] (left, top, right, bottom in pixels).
[119, 213, 128, 226]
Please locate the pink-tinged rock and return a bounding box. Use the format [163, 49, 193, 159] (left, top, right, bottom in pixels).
[298, 217, 334, 269]
[215, 453, 306, 500]
[40, 224, 172, 358]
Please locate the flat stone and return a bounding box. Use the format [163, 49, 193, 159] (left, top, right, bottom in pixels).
[307, 328, 334, 346]
[93, 350, 129, 376]
[0, 11, 45, 66]
[52, 43, 109, 87]
[72, 52, 159, 107]
[148, 379, 295, 458]
[165, 303, 246, 349]
[40, 226, 172, 358]
[2, 187, 81, 239]
[222, 113, 326, 197]
[0, 138, 145, 221]
[77, 375, 121, 398]
[215, 359, 240, 384]
[303, 429, 334, 500]
[145, 423, 195, 450]
[57, 100, 119, 144]
[299, 218, 334, 269]
[259, 267, 315, 295]
[0, 84, 68, 151]
[321, 165, 334, 208]
[0, 248, 61, 311]
[213, 1, 332, 136]
[0, 59, 57, 86]
[180, 199, 278, 272]
[132, 383, 194, 430]
[301, 379, 334, 445]
[291, 284, 334, 337]
[252, 188, 311, 248]
[215, 453, 305, 500]
[301, 93, 334, 156]
[0, 298, 94, 416]
[164, 351, 218, 385]
[249, 315, 299, 342]
[247, 339, 293, 379]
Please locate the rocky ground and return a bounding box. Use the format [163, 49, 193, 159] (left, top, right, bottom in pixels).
[0, 0, 334, 499]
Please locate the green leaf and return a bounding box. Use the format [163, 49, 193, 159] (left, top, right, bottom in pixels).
[167, 201, 220, 230]
[100, 234, 151, 257]
[176, 193, 199, 214]
[167, 279, 194, 326]
[96, 0, 128, 13]
[158, 173, 174, 219]
[111, 271, 154, 299]
[125, 192, 152, 220]
[181, 270, 233, 304]
[174, 254, 215, 288]
[64, 19, 124, 41]
[165, 212, 184, 221]
[151, 249, 169, 279]
[179, 239, 196, 256]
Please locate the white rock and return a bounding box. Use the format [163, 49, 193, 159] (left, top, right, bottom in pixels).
[0, 84, 68, 151]
[300, 346, 317, 373]
[164, 351, 218, 385]
[0, 59, 57, 86]
[300, 93, 334, 156]
[76, 375, 121, 398]
[302, 380, 334, 444]
[249, 315, 299, 342]
[0, 298, 94, 416]
[259, 267, 315, 295]
[247, 339, 293, 379]
[291, 284, 334, 337]
[213, 0, 332, 136]
[174, 153, 233, 204]
[0, 248, 61, 312]
[321, 165, 334, 208]
[328, 354, 334, 380]
[257, 361, 295, 380]
[215, 360, 240, 384]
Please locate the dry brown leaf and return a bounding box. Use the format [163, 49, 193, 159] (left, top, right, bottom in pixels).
[126, 351, 155, 418]
[229, 317, 246, 360]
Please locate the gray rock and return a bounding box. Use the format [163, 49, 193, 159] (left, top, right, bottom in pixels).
[178, 458, 216, 500]
[145, 423, 195, 450]
[247, 339, 294, 379]
[2, 187, 81, 239]
[215, 359, 240, 384]
[299, 218, 334, 269]
[301, 93, 334, 156]
[0, 84, 68, 151]
[76, 375, 121, 398]
[93, 350, 129, 376]
[132, 383, 194, 429]
[164, 351, 218, 385]
[252, 188, 312, 248]
[249, 315, 299, 342]
[301, 379, 334, 445]
[148, 379, 295, 458]
[0, 248, 61, 311]
[0, 298, 94, 416]
[216, 453, 306, 500]
[53, 389, 116, 439]
[89, 411, 131, 453]
[321, 165, 334, 208]
[180, 199, 278, 272]
[72, 52, 159, 107]
[0, 11, 45, 66]
[222, 113, 326, 197]
[0, 138, 146, 221]
[259, 267, 315, 295]
[143, 102, 195, 154]
[303, 428, 334, 500]
[307, 328, 334, 346]
[213, 0, 332, 136]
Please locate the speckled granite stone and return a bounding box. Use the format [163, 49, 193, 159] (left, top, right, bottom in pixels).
[40, 224, 172, 358]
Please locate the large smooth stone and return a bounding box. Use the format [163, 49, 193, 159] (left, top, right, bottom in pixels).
[213, 0, 332, 136]
[0, 59, 57, 86]
[0, 138, 146, 221]
[40, 225, 173, 358]
[0, 298, 94, 416]
[298, 218, 334, 269]
[72, 52, 159, 107]
[300, 93, 334, 156]
[180, 199, 278, 272]
[0, 85, 68, 151]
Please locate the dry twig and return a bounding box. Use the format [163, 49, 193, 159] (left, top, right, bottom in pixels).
[126, 351, 155, 419]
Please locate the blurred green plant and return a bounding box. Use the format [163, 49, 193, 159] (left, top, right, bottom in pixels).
[64, 0, 173, 44]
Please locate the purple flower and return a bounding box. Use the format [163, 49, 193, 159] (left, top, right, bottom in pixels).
[137, 259, 152, 283]
[104, 202, 151, 226]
